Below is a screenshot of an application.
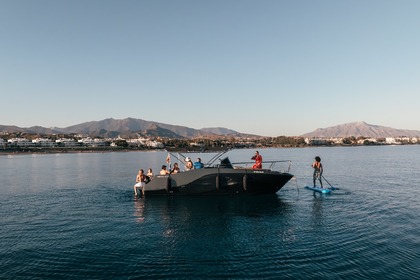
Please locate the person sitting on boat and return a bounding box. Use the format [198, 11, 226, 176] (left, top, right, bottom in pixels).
[185, 157, 194, 171]
[193, 158, 204, 169]
[170, 163, 180, 174]
[312, 156, 324, 188]
[146, 168, 153, 181]
[251, 151, 262, 169]
[160, 165, 170, 175]
[134, 169, 147, 196]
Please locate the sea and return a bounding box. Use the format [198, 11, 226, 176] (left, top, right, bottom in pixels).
[1, 146, 419, 279]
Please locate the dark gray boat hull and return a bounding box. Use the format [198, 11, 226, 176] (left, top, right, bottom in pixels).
[143, 168, 293, 196]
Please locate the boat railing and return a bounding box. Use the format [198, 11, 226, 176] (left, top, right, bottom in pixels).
[167, 150, 292, 173]
[230, 160, 292, 173]
[168, 150, 231, 168]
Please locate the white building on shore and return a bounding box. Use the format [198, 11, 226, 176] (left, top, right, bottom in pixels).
[126, 137, 164, 148]
[56, 138, 78, 147]
[78, 137, 106, 147]
[146, 140, 164, 148]
[127, 137, 148, 147]
[8, 138, 32, 147]
[32, 138, 54, 147]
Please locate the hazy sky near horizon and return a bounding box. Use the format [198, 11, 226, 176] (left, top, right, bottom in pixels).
[1, 0, 420, 136]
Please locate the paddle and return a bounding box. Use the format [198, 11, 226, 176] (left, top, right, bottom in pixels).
[322, 175, 339, 190]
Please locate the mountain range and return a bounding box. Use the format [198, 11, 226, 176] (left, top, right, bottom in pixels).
[0, 118, 254, 138]
[301, 121, 420, 138]
[1, 119, 419, 138]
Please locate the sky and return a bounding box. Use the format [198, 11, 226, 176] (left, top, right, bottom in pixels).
[1, 0, 420, 136]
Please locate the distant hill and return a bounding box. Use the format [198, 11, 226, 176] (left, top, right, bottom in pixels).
[58, 118, 218, 138]
[301, 121, 420, 138]
[200, 127, 255, 137]
[0, 125, 25, 133]
[0, 118, 252, 138]
[140, 123, 185, 138]
[0, 125, 61, 135]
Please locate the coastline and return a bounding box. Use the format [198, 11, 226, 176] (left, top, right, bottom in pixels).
[0, 148, 141, 156]
[1, 143, 415, 157]
[0, 146, 230, 156]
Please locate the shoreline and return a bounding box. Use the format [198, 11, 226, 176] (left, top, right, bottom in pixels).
[0, 146, 231, 156]
[0, 148, 144, 156]
[1, 143, 415, 157]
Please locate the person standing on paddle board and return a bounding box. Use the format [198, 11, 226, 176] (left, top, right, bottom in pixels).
[312, 156, 324, 188]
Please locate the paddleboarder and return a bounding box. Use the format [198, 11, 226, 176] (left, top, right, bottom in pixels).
[312, 156, 324, 188]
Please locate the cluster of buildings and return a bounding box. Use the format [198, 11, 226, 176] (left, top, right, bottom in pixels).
[305, 136, 420, 145]
[1, 134, 419, 150]
[0, 136, 164, 149]
[125, 137, 164, 148]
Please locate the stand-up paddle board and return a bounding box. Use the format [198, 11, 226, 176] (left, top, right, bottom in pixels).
[305, 186, 332, 194]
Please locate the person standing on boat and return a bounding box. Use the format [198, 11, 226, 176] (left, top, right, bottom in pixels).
[312, 156, 324, 188]
[134, 169, 147, 196]
[251, 151, 262, 169]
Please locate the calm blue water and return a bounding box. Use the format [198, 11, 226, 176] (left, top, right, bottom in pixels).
[1, 146, 419, 279]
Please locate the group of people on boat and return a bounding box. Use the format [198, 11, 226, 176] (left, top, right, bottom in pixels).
[133, 157, 205, 196]
[160, 157, 204, 174]
[185, 157, 204, 170]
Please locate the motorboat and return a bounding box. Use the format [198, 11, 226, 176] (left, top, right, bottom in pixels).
[139, 150, 294, 196]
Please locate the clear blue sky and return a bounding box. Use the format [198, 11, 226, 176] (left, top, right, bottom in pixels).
[1, 0, 419, 136]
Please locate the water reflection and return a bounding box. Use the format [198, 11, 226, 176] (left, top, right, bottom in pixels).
[132, 194, 295, 247]
[133, 197, 146, 223]
[134, 194, 292, 220]
[310, 194, 325, 227]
